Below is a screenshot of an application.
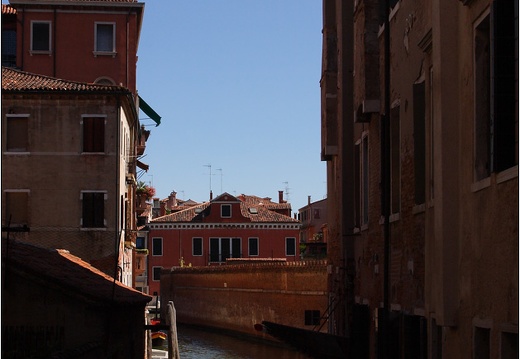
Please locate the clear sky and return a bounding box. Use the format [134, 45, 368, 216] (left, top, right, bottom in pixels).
[136, 1, 326, 214]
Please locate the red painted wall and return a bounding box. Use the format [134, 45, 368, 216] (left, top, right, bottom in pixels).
[16, 7, 139, 94]
[147, 225, 300, 296]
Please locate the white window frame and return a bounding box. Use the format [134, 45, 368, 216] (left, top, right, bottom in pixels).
[285, 237, 296, 256]
[30, 20, 51, 54]
[152, 237, 163, 256]
[221, 204, 232, 218]
[94, 22, 116, 56]
[209, 237, 241, 263]
[152, 266, 162, 282]
[248, 237, 259, 256]
[192, 237, 203, 256]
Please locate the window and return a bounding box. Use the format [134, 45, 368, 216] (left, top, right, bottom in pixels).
[475, 12, 492, 180]
[2, 29, 16, 66]
[81, 192, 105, 228]
[414, 81, 426, 205]
[474, 326, 490, 359]
[209, 237, 241, 262]
[6, 115, 29, 152]
[429, 67, 435, 200]
[193, 237, 203, 256]
[355, 134, 370, 227]
[248, 237, 259, 256]
[31, 21, 51, 52]
[286, 237, 296, 256]
[152, 266, 162, 281]
[314, 209, 320, 219]
[390, 105, 401, 214]
[361, 134, 369, 224]
[82, 116, 105, 153]
[95, 22, 115, 53]
[431, 318, 442, 359]
[304, 310, 320, 326]
[355, 142, 361, 227]
[474, 3, 518, 181]
[152, 237, 163, 256]
[136, 236, 145, 249]
[221, 204, 231, 218]
[501, 331, 518, 359]
[4, 191, 29, 226]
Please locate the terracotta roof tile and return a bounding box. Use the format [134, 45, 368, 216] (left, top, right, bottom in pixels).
[152, 194, 300, 224]
[3, 239, 151, 305]
[2, 4, 16, 14]
[2, 67, 130, 93]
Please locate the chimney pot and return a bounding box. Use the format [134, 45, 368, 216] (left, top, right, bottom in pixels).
[160, 202, 166, 217]
[278, 190, 284, 203]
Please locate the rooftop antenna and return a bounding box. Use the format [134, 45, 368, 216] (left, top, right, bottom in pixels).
[216, 168, 223, 194]
[203, 164, 212, 197]
[283, 181, 290, 202]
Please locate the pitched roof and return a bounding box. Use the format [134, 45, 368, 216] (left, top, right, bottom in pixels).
[2, 67, 130, 94]
[152, 193, 300, 224]
[3, 239, 151, 305]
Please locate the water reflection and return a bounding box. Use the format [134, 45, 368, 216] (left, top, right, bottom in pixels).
[177, 325, 310, 359]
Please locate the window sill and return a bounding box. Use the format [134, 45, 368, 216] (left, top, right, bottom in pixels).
[81, 152, 105, 155]
[471, 177, 491, 193]
[30, 50, 51, 56]
[80, 227, 106, 231]
[497, 165, 518, 184]
[93, 51, 117, 58]
[4, 151, 30, 155]
[377, 1, 401, 37]
[413, 203, 425, 214]
[379, 213, 400, 224]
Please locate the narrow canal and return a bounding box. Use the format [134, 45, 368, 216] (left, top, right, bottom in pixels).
[176, 325, 311, 359]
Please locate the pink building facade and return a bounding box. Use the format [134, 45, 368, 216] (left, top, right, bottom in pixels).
[146, 192, 301, 296]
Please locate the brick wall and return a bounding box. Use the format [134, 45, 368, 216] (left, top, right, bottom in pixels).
[160, 260, 329, 341]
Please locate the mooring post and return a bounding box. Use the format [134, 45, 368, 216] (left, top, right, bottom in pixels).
[166, 301, 180, 359]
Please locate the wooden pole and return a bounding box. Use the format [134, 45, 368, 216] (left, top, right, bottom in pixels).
[166, 301, 180, 359]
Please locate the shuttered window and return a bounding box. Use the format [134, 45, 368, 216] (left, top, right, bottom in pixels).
[82, 192, 104, 228]
[83, 116, 105, 153]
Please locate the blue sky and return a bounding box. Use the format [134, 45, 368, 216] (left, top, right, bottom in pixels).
[136, 1, 326, 213]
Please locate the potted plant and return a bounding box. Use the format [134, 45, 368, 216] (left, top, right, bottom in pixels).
[136, 181, 156, 202]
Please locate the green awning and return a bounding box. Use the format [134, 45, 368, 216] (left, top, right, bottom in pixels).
[138, 95, 161, 126]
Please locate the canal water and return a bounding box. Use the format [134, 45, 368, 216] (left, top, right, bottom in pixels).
[176, 325, 311, 359]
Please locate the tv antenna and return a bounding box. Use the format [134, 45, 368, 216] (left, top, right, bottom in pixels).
[283, 181, 290, 202]
[216, 168, 223, 194]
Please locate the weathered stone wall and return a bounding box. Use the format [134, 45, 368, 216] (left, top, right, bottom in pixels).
[160, 260, 329, 341]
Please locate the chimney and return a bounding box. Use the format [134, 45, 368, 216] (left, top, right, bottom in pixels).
[168, 191, 177, 208]
[160, 201, 166, 217]
[210, 190, 213, 201]
[308, 195, 311, 205]
[278, 190, 284, 203]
